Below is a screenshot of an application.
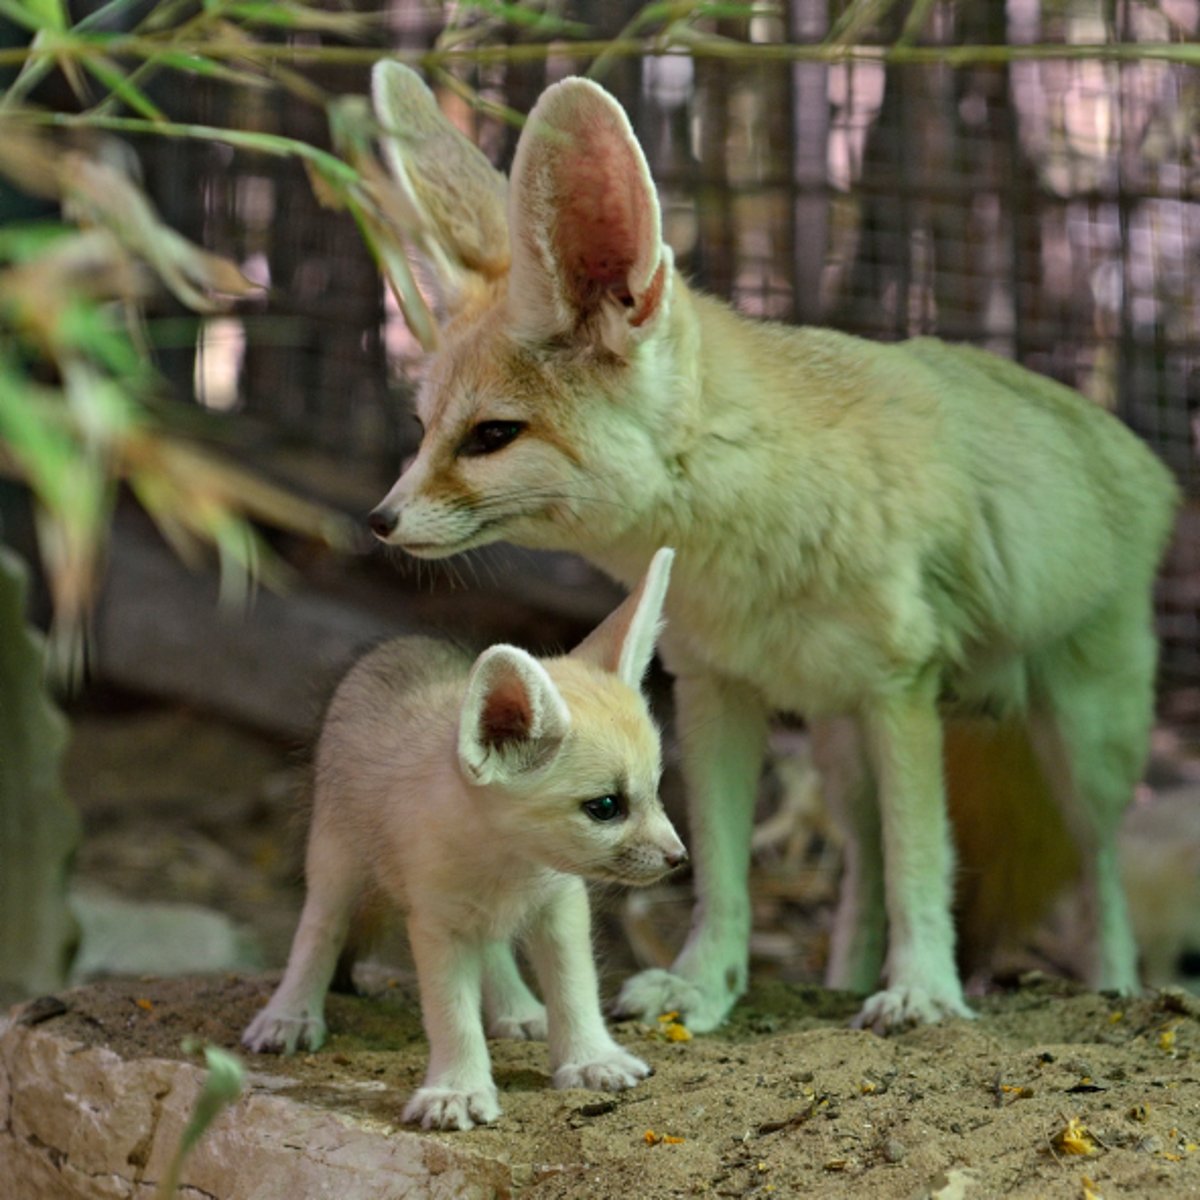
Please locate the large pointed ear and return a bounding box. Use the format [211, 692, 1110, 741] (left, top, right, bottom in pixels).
[458, 646, 571, 786]
[506, 77, 672, 355]
[370, 60, 510, 320]
[572, 547, 674, 689]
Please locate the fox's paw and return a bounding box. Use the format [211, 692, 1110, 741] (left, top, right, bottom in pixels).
[613, 967, 737, 1034]
[402, 1085, 501, 1131]
[242, 1008, 325, 1055]
[853, 984, 974, 1035]
[553, 1045, 651, 1093]
[486, 1005, 548, 1041]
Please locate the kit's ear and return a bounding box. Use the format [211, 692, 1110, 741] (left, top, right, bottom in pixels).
[571, 548, 674, 689]
[458, 646, 571, 786]
[506, 77, 672, 355]
[370, 60, 510, 322]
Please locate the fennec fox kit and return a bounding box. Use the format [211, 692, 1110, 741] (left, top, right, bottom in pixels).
[365, 65, 1179, 1034]
[244, 549, 685, 1131]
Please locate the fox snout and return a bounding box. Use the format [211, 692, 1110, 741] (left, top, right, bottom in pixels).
[618, 824, 689, 884]
[365, 470, 468, 557]
[368, 503, 399, 541]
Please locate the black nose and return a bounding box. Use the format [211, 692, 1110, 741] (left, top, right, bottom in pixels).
[368, 507, 398, 539]
[665, 848, 689, 869]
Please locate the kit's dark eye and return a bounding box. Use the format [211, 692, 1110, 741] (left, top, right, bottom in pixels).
[582, 794, 624, 823]
[458, 420, 525, 457]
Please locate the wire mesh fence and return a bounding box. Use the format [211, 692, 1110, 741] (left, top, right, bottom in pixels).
[149, 0, 1198, 679]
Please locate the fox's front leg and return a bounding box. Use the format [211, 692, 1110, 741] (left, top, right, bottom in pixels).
[856, 679, 973, 1032]
[526, 879, 650, 1091]
[403, 919, 499, 1131]
[616, 671, 768, 1033]
[242, 825, 358, 1055]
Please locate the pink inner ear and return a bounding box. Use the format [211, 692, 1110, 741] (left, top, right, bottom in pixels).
[481, 676, 533, 748]
[553, 125, 649, 296]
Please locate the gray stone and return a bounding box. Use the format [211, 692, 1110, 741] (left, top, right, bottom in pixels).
[68, 886, 262, 982]
[0, 1015, 512, 1199]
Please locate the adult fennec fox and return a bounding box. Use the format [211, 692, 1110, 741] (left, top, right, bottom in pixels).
[365, 63, 1178, 1033]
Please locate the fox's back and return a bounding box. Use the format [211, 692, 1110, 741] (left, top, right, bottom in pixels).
[615, 298, 1178, 712]
[313, 636, 471, 836]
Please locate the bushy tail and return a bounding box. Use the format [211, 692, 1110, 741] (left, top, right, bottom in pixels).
[945, 717, 1079, 974]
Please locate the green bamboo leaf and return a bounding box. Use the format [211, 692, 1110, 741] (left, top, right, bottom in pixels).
[216, 1, 374, 35]
[150, 50, 271, 87]
[81, 0, 153, 31]
[2, 0, 66, 32]
[690, 2, 778, 19]
[55, 301, 147, 380]
[0, 0, 40, 32]
[454, 0, 592, 37]
[62, 358, 142, 446]
[141, 0, 203, 33]
[36, 112, 362, 186]
[82, 55, 168, 122]
[0, 221, 73, 264]
[0, 371, 79, 513]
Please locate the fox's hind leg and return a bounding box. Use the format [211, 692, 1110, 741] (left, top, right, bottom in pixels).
[242, 819, 361, 1054]
[482, 941, 547, 1040]
[1028, 596, 1159, 993]
[813, 716, 887, 994]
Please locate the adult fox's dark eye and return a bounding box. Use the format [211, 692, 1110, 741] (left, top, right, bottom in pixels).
[459, 420, 526, 457]
[582, 794, 624, 823]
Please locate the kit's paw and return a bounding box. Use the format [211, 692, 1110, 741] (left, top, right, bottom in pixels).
[553, 1045, 651, 1092]
[486, 1005, 548, 1041]
[242, 1007, 325, 1055]
[854, 984, 974, 1034]
[613, 966, 735, 1034]
[402, 1085, 501, 1131]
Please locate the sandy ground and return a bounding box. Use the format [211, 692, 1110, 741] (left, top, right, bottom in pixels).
[31, 970, 1200, 1199]
[49, 701, 1200, 1198]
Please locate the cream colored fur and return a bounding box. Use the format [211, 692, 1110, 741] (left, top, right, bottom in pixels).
[366, 64, 1179, 1033]
[243, 549, 685, 1131]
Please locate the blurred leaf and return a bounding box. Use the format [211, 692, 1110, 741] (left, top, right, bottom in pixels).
[0, 358, 112, 678]
[323, 93, 442, 351]
[0, 130, 257, 316]
[130, 434, 360, 553]
[0, 125, 70, 199]
[453, 0, 591, 37]
[150, 49, 273, 88]
[82, 54, 168, 121]
[827, 0, 902, 45]
[213, 1, 375, 36]
[56, 298, 148, 380]
[0, 362, 82, 514]
[20, 0, 66, 30]
[60, 151, 261, 310]
[0, 220, 75, 263]
[0, 228, 146, 354]
[896, 0, 938, 46]
[0, 0, 63, 33]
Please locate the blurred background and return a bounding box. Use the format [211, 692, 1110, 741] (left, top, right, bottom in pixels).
[1, 0, 1198, 1004]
